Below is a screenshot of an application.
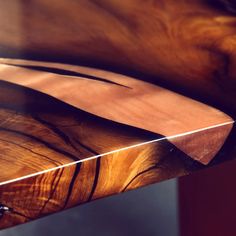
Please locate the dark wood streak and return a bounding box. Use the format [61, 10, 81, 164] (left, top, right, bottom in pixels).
[87, 157, 101, 202]
[121, 165, 162, 193]
[73, 138, 101, 157]
[11, 211, 33, 221]
[6, 64, 132, 89]
[32, 116, 90, 156]
[38, 169, 61, 215]
[62, 163, 81, 209]
[0, 127, 80, 162]
[0, 137, 63, 166]
[121, 149, 174, 192]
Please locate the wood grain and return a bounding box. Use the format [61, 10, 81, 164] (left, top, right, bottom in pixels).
[0, 0, 235, 230]
[0, 0, 236, 115]
[0, 64, 234, 229]
[0, 81, 201, 229]
[0, 58, 233, 164]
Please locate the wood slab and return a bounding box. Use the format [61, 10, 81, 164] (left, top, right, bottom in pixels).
[0, 60, 234, 229]
[0, 58, 233, 165]
[0, 0, 236, 231]
[0, 80, 197, 228]
[0, 0, 236, 115]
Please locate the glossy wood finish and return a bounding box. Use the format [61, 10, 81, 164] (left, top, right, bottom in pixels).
[1, 0, 236, 116]
[0, 0, 235, 231]
[0, 79, 200, 228]
[0, 58, 233, 164]
[0, 61, 234, 229]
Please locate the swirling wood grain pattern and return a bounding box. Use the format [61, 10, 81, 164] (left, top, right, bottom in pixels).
[0, 81, 202, 229]
[0, 0, 235, 230]
[0, 64, 234, 229]
[0, 58, 233, 164]
[0, 0, 236, 115]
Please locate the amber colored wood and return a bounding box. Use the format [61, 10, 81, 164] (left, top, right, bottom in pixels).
[0, 65, 234, 229]
[0, 59, 233, 164]
[0, 81, 200, 229]
[0, 0, 236, 115]
[0, 0, 235, 231]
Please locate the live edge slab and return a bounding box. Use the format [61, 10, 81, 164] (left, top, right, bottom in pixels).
[0, 0, 236, 230]
[0, 58, 234, 229]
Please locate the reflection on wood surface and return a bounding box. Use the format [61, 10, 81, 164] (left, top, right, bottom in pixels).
[0, 0, 235, 230]
[0, 58, 233, 164]
[0, 80, 197, 229]
[0, 0, 236, 115]
[0, 61, 234, 229]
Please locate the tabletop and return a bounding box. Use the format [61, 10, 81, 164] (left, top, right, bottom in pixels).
[0, 0, 235, 230]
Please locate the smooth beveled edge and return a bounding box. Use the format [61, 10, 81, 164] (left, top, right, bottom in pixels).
[0, 120, 233, 186]
[0, 59, 234, 164]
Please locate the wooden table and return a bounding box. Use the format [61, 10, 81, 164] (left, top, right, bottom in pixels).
[0, 0, 235, 233]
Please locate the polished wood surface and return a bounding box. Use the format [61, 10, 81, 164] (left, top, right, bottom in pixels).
[0, 60, 234, 229]
[0, 58, 233, 164]
[0, 79, 199, 228]
[0, 0, 236, 116]
[0, 0, 235, 231]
